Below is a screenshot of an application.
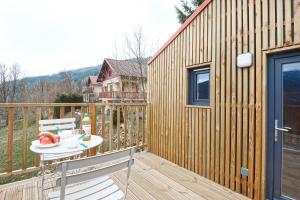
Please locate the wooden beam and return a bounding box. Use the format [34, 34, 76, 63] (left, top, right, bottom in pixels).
[294, 0, 300, 43]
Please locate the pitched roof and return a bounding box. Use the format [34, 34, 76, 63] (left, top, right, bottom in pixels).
[104, 58, 148, 78]
[88, 76, 98, 84]
[148, 0, 212, 64]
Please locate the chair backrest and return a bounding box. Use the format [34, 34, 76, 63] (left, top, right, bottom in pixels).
[56, 147, 135, 200]
[39, 118, 76, 132]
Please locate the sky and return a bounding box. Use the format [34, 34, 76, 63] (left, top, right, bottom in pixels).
[0, 0, 181, 77]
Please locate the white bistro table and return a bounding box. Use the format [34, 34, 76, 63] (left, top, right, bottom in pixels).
[30, 135, 103, 155]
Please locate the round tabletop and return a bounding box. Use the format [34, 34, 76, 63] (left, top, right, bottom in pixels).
[30, 135, 103, 154]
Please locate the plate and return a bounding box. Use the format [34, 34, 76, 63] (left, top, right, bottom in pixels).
[32, 140, 60, 148]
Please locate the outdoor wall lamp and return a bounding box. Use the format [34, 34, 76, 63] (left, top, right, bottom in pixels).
[237, 53, 253, 68]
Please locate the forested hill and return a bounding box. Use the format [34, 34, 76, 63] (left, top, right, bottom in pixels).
[24, 65, 101, 85]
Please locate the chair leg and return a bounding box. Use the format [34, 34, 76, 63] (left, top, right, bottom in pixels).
[124, 175, 129, 200]
[41, 155, 45, 200]
[124, 149, 134, 199]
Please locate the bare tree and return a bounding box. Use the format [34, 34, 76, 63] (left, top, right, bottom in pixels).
[0, 63, 23, 103]
[125, 25, 149, 101]
[0, 63, 21, 126]
[59, 70, 75, 94]
[111, 41, 121, 60]
[17, 78, 29, 102]
[0, 64, 9, 103]
[8, 63, 21, 102]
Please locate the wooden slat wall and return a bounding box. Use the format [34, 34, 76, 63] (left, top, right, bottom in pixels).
[147, 0, 299, 199]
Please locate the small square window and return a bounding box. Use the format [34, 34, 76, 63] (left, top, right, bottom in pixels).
[188, 67, 210, 106]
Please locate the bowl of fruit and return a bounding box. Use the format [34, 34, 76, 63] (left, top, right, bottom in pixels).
[32, 132, 61, 148]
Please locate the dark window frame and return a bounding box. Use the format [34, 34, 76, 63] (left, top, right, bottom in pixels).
[188, 67, 210, 106]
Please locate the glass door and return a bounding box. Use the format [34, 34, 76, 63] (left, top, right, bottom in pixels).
[268, 51, 300, 200]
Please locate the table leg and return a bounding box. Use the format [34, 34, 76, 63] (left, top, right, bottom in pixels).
[41, 154, 45, 200]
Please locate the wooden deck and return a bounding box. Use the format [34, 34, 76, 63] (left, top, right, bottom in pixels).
[0, 152, 249, 200]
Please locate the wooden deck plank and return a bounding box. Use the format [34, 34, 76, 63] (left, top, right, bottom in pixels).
[133, 159, 204, 200]
[0, 152, 249, 200]
[131, 162, 197, 200]
[113, 171, 155, 200]
[111, 175, 145, 200]
[5, 184, 22, 200]
[0, 190, 6, 200]
[139, 153, 249, 200]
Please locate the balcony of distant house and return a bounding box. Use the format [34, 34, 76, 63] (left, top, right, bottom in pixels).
[98, 91, 146, 101]
[82, 86, 94, 94]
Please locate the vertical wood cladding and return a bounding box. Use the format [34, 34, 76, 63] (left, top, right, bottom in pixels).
[148, 0, 300, 199]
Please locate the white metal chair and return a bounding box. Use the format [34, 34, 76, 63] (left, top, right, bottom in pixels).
[39, 118, 83, 197]
[39, 118, 82, 162]
[48, 147, 135, 200]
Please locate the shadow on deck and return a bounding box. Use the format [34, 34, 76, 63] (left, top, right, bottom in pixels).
[0, 152, 249, 200]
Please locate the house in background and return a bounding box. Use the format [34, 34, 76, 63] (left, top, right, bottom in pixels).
[82, 76, 102, 102]
[96, 58, 147, 103]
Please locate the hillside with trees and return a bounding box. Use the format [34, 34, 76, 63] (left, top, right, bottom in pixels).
[0, 64, 100, 104]
[24, 66, 100, 87]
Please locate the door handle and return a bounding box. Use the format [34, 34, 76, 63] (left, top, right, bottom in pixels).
[274, 120, 289, 142]
[275, 127, 289, 132]
[284, 126, 292, 131]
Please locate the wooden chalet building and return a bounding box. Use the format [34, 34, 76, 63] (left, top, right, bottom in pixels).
[147, 0, 300, 199]
[97, 58, 147, 102]
[82, 76, 102, 102]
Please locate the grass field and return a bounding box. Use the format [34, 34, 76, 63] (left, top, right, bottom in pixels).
[0, 116, 38, 184]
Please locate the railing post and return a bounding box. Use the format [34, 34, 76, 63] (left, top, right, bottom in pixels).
[35, 107, 41, 167]
[117, 106, 121, 150]
[60, 106, 65, 118]
[109, 105, 113, 151]
[71, 106, 75, 117]
[101, 105, 105, 153]
[22, 107, 29, 170]
[142, 106, 145, 146]
[130, 108, 134, 147]
[146, 103, 151, 151]
[7, 107, 14, 175]
[89, 103, 96, 156]
[136, 106, 139, 147]
[124, 106, 127, 148]
[48, 107, 54, 119]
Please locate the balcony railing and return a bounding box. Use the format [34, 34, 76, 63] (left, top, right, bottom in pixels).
[99, 91, 146, 100]
[0, 102, 147, 180]
[82, 86, 94, 93]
